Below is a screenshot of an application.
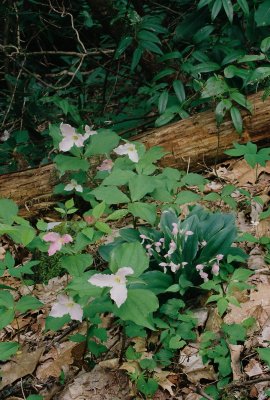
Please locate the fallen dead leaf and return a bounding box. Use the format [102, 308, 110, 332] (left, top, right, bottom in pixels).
[120, 360, 140, 375]
[58, 365, 130, 400]
[228, 344, 244, 381]
[0, 347, 45, 390]
[133, 336, 147, 353]
[99, 357, 120, 370]
[245, 359, 264, 377]
[180, 345, 217, 383]
[248, 246, 267, 270]
[36, 342, 76, 380]
[154, 369, 177, 396]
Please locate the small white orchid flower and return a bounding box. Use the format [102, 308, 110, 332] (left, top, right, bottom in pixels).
[168, 240, 177, 255]
[159, 262, 168, 273]
[50, 294, 83, 321]
[114, 143, 139, 163]
[59, 123, 89, 152]
[85, 125, 97, 137]
[64, 179, 83, 193]
[199, 271, 209, 282]
[216, 254, 224, 261]
[212, 263, 220, 276]
[169, 261, 181, 273]
[88, 267, 134, 307]
[196, 264, 204, 271]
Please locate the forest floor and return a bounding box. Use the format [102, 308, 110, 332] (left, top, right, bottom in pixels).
[1, 157, 270, 400]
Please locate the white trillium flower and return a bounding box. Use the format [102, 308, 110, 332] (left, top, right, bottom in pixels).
[59, 123, 89, 152]
[88, 267, 134, 307]
[114, 143, 139, 163]
[50, 294, 83, 321]
[64, 179, 83, 193]
[85, 125, 97, 137]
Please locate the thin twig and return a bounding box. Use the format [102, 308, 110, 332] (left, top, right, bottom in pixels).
[226, 375, 270, 390]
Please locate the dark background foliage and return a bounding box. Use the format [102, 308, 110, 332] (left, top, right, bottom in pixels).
[1, 0, 270, 173]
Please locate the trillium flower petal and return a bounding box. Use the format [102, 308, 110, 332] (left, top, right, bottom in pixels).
[60, 123, 76, 137]
[59, 137, 73, 152]
[48, 241, 62, 256]
[75, 184, 83, 192]
[114, 144, 127, 155]
[116, 267, 134, 279]
[64, 183, 74, 191]
[62, 234, 73, 244]
[89, 273, 117, 287]
[69, 304, 83, 322]
[128, 149, 139, 163]
[43, 232, 60, 242]
[50, 303, 68, 318]
[110, 284, 127, 308]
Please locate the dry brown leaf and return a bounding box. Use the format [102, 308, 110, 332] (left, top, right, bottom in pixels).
[0, 347, 44, 390]
[225, 282, 270, 327]
[58, 366, 130, 400]
[248, 246, 267, 270]
[119, 360, 140, 375]
[228, 344, 244, 381]
[132, 336, 147, 353]
[154, 369, 177, 396]
[245, 359, 264, 377]
[36, 342, 76, 380]
[205, 307, 223, 333]
[99, 358, 120, 370]
[192, 308, 208, 327]
[180, 346, 216, 383]
[256, 217, 270, 238]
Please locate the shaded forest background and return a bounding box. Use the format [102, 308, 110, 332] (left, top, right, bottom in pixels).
[1, 0, 270, 174]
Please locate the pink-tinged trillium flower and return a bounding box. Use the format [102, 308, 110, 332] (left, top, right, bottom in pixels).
[199, 271, 209, 282]
[50, 294, 83, 321]
[212, 263, 220, 276]
[59, 123, 89, 152]
[64, 179, 83, 193]
[97, 159, 114, 172]
[85, 125, 97, 136]
[43, 232, 73, 256]
[114, 143, 139, 163]
[88, 267, 134, 308]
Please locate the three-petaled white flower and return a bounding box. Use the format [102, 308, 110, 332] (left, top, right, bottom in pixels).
[43, 232, 73, 256]
[88, 267, 134, 307]
[85, 125, 97, 136]
[59, 123, 89, 152]
[114, 143, 139, 163]
[64, 179, 83, 193]
[50, 294, 83, 321]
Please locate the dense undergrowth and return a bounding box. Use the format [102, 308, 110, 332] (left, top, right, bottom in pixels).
[1, 0, 270, 173]
[0, 123, 270, 399]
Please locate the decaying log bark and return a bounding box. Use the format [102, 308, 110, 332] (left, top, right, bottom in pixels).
[0, 90, 270, 217]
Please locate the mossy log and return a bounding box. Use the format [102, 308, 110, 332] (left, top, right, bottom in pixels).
[1, 90, 270, 217]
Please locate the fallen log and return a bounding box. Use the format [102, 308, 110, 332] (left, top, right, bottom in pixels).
[1, 90, 270, 217]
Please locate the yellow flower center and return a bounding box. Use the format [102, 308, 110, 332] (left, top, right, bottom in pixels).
[72, 135, 79, 141]
[114, 276, 122, 284]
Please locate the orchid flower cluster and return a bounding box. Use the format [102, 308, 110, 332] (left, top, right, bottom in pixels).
[195, 254, 224, 282]
[140, 223, 194, 274]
